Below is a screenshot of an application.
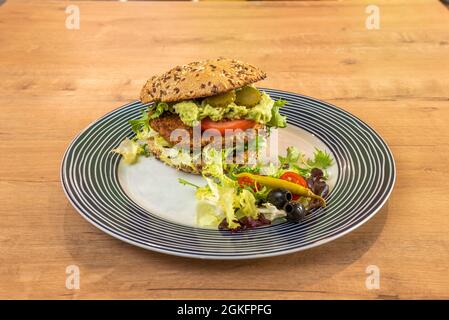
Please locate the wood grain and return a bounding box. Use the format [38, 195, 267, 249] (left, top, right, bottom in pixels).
[0, 0, 448, 299]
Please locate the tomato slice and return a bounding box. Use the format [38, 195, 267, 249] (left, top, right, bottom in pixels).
[201, 118, 257, 135]
[237, 176, 261, 192]
[280, 171, 308, 200]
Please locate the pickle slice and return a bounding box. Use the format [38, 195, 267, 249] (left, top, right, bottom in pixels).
[235, 86, 261, 107]
[203, 90, 236, 108]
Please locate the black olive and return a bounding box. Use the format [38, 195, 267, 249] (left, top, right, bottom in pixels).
[284, 202, 306, 223]
[267, 188, 292, 209]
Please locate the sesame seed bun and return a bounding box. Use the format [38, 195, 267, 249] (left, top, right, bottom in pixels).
[140, 58, 266, 103]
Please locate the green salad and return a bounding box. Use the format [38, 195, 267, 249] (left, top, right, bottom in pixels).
[179, 146, 334, 231]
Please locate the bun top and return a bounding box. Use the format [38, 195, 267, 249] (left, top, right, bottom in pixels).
[140, 57, 266, 103]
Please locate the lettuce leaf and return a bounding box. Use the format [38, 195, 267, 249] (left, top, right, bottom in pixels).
[128, 109, 150, 134]
[217, 184, 240, 229]
[235, 189, 258, 219]
[196, 200, 223, 228]
[258, 203, 286, 221]
[112, 138, 143, 164]
[306, 148, 334, 169]
[194, 177, 239, 229]
[266, 99, 287, 128]
[194, 146, 260, 229]
[278, 146, 300, 167]
[150, 102, 170, 119]
[201, 146, 225, 178]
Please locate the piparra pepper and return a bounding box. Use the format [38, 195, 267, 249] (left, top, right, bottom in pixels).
[236, 172, 326, 207]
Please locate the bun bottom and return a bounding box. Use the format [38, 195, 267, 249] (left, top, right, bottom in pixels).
[147, 139, 202, 174]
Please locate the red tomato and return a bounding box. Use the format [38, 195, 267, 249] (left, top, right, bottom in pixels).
[237, 176, 261, 192]
[280, 172, 308, 200]
[201, 118, 257, 135]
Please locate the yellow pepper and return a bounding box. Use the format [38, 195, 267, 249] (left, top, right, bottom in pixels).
[236, 172, 326, 207]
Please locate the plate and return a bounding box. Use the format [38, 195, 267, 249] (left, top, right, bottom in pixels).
[61, 89, 396, 259]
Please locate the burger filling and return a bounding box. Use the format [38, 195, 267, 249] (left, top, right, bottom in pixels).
[114, 86, 286, 169]
[148, 86, 286, 132]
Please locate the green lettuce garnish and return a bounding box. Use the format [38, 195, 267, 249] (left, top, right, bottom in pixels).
[128, 109, 150, 134]
[276, 146, 334, 177]
[178, 178, 200, 189]
[235, 189, 258, 220]
[196, 200, 223, 228]
[178, 145, 334, 230]
[112, 138, 144, 164]
[266, 99, 287, 128]
[278, 146, 300, 167]
[306, 148, 334, 169]
[150, 102, 170, 119]
[182, 146, 260, 229]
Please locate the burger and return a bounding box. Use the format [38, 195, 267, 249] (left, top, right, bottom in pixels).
[120, 58, 287, 174]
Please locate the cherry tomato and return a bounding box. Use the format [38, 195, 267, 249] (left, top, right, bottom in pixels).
[280, 171, 308, 200]
[237, 176, 261, 192]
[201, 118, 257, 135]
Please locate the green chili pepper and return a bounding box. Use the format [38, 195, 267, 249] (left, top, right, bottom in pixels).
[236, 172, 326, 207]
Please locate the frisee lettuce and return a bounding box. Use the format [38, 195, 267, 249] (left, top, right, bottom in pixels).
[112, 138, 144, 164]
[305, 148, 334, 169]
[278, 146, 300, 167]
[150, 102, 171, 120]
[128, 109, 150, 134]
[258, 203, 286, 221]
[182, 146, 260, 229]
[266, 99, 287, 128]
[179, 145, 334, 230]
[235, 189, 258, 220]
[178, 178, 200, 189]
[196, 200, 223, 227]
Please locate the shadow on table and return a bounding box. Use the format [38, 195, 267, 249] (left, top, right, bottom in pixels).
[63, 202, 388, 289]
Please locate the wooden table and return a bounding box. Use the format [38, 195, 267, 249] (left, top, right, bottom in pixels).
[1, 0, 448, 299]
